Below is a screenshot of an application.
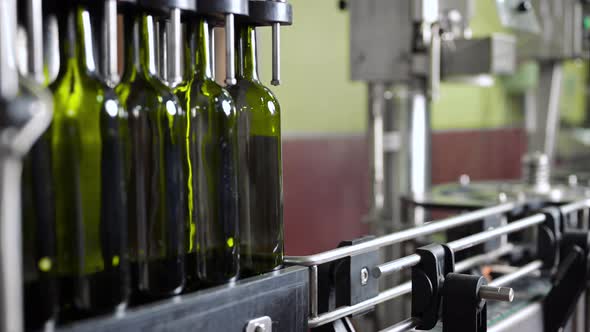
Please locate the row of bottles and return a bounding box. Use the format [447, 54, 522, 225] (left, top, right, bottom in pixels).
[21, 0, 284, 330]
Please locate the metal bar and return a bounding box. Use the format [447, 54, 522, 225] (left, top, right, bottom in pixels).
[448, 214, 545, 252]
[0, 0, 18, 98]
[308, 282, 412, 328]
[167, 8, 182, 86]
[379, 318, 420, 332]
[224, 13, 236, 85]
[26, 0, 43, 83]
[560, 199, 590, 215]
[102, 0, 118, 86]
[489, 260, 543, 288]
[309, 265, 318, 318]
[479, 285, 514, 302]
[271, 22, 280, 85]
[454, 244, 514, 272]
[376, 214, 545, 277]
[285, 202, 517, 266]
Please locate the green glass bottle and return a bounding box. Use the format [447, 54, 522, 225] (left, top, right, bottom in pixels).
[49, 5, 129, 316]
[116, 11, 187, 298]
[228, 24, 284, 276]
[22, 101, 58, 331]
[176, 18, 239, 287]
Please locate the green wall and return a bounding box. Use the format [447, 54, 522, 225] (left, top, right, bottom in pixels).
[258, 0, 587, 134]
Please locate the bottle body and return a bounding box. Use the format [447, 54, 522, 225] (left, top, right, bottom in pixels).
[50, 6, 129, 316]
[20, 79, 58, 331]
[116, 13, 187, 298]
[176, 19, 239, 287]
[229, 25, 284, 276]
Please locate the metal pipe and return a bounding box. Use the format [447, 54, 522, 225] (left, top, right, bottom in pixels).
[309, 265, 318, 318]
[167, 8, 182, 87]
[271, 22, 280, 85]
[479, 285, 514, 302]
[308, 282, 412, 328]
[0, 0, 18, 98]
[102, 0, 118, 86]
[375, 214, 545, 276]
[285, 202, 517, 266]
[448, 214, 545, 252]
[379, 318, 420, 332]
[454, 244, 515, 272]
[489, 260, 543, 288]
[26, 0, 43, 83]
[224, 13, 236, 85]
[560, 199, 590, 215]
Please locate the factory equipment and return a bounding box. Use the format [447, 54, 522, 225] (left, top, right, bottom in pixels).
[2, 0, 590, 331]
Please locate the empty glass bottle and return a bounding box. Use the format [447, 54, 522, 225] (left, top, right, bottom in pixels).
[228, 24, 284, 276]
[116, 10, 188, 298]
[49, 4, 130, 316]
[176, 18, 239, 287]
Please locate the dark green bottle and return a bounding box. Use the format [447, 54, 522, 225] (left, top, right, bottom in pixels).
[228, 24, 284, 276]
[176, 18, 239, 287]
[22, 108, 58, 331]
[49, 5, 130, 316]
[116, 11, 187, 298]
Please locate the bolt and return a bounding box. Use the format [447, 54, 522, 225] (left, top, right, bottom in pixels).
[361, 267, 369, 285]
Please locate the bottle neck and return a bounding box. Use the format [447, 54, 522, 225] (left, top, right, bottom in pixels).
[236, 24, 259, 81]
[57, 6, 97, 77]
[193, 18, 212, 80]
[122, 13, 157, 80]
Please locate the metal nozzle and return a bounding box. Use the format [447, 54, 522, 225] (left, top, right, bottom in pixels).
[478, 285, 514, 302]
[271, 22, 280, 86]
[102, 0, 119, 86]
[225, 13, 236, 85]
[167, 8, 182, 87]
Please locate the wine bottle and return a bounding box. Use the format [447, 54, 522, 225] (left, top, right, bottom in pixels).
[49, 4, 129, 316]
[17, 0, 59, 329]
[175, 18, 239, 287]
[228, 24, 284, 276]
[116, 10, 188, 298]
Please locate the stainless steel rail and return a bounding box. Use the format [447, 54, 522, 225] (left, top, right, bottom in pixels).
[375, 214, 546, 277]
[300, 199, 590, 329]
[307, 244, 516, 328]
[560, 199, 590, 215]
[489, 260, 543, 288]
[285, 202, 517, 266]
[308, 282, 412, 328]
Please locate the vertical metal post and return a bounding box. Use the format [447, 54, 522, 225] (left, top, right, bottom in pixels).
[225, 13, 236, 85]
[369, 83, 386, 218]
[271, 21, 280, 86]
[167, 8, 182, 87]
[309, 265, 318, 319]
[26, 0, 43, 84]
[102, 0, 119, 86]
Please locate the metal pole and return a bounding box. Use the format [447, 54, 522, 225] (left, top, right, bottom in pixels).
[488, 260, 543, 288]
[26, 0, 43, 84]
[224, 13, 236, 85]
[308, 282, 412, 328]
[285, 202, 516, 266]
[167, 8, 182, 87]
[375, 214, 546, 276]
[102, 0, 118, 86]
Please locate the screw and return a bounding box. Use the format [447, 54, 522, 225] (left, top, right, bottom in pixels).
[361, 267, 369, 285]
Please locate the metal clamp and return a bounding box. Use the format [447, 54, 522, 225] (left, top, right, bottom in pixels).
[411, 244, 454, 330]
[245, 316, 272, 332]
[543, 231, 590, 332]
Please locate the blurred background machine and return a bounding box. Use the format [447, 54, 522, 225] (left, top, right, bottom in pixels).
[2, 0, 590, 331]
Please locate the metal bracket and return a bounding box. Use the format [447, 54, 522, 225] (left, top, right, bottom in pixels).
[442, 273, 487, 332]
[536, 207, 563, 274]
[411, 244, 455, 330]
[245, 316, 272, 332]
[542, 231, 590, 332]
